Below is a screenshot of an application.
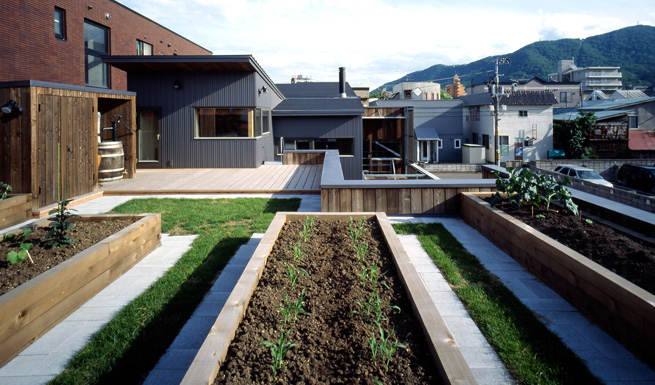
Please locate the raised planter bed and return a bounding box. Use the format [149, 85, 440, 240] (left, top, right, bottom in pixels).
[182, 212, 477, 385]
[0, 213, 161, 367]
[0, 194, 32, 230]
[460, 192, 655, 366]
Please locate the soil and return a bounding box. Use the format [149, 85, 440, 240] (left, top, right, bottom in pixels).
[215, 219, 440, 384]
[0, 219, 136, 296]
[491, 200, 655, 294]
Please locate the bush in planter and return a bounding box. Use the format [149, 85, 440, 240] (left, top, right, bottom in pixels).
[491, 168, 579, 216]
[0, 182, 11, 200]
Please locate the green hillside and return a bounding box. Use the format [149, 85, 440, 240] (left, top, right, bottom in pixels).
[378, 25, 655, 91]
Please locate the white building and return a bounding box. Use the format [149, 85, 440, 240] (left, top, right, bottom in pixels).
[461, 91, 557, 163]
[548, 59, 622, 93]
[392, 82, 441, 100]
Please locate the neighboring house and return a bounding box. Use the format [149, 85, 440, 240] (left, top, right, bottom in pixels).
[461, 91, 557, 163]
[468, 77, 580, 108]
[273, 70, 365, 180]
[610, 90, 649, 99]
[392, 82, 441, 100]
[104, 55, 282, 168]
[554, 96, 655, 158]
[548, 59, 622, 93]
[445, 75, 466, 98]
[369, 100, 465, 164]
[0, 0, 209, 208]
[352, 87, 371, 106]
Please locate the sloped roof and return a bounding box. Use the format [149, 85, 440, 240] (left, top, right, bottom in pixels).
[274, 82, 364, 116]
[553, 109, 633, 121]
[629, 130, 655, 151]
[612, 90, 649, 99]
[460, 90, 557, 106]
[580, 97, 655, 110]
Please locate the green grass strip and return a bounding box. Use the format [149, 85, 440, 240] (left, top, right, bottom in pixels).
[393, 223, 601, 385]
[49, 197, 300, 385]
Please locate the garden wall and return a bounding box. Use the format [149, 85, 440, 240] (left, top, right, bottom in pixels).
[0, 213, 161, 367]
[460, 192, 655, 366]
[0, 194, 31, 230]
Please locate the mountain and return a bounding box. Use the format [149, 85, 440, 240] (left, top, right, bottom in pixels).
[377, 25, 655, 91]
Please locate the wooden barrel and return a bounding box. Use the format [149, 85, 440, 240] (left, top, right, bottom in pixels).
[98, 141, 124, 183]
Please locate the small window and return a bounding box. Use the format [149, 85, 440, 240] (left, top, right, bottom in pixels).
[519, 110, 528, 117]
[500, 136, 509, 154]
[482, 134, 490, 150]
[136, 40, 152, 55]
[437, 139, 443, 149]
[55, 7, 66, 40]
[454, 139, 461, 149]
[560, 92, 568, 103]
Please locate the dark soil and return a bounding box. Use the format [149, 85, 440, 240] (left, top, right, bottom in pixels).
[492, 200, 655, 294]
[0, 219, 135, 296]
[215, 219, 440, 384]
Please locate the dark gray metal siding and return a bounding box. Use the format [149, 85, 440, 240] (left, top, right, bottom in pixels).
[128, 70, 281, 168]
[273, 116, 363, 179]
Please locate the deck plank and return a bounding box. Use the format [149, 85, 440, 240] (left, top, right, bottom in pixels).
[99, 165, 321, 194]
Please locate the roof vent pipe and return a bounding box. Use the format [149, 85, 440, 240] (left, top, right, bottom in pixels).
[339, 67, 346, 98]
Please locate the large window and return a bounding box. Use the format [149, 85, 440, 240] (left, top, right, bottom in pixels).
[277, 138, 354, 157]
[500, 135, 509, 154]
[55, 7, 66, 40]
[84, 20, 109, 88]
[137, 40, 152, 55]
[194, 108, 270, 138]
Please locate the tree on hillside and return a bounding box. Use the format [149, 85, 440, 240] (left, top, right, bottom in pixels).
[553, 111, 597, 159]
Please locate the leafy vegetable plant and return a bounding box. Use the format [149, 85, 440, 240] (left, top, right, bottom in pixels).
[0, 182, 11, 200]
[44, 197, 78, 248]
[4, 228, 34, 264]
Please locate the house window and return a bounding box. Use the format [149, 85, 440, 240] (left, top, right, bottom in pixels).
[194, 108, 270, 138]
[404, 90, 412, 99]
[500, 135, 509, 154]
[470, 106, 480, 121]
[314, 138, 354, 156]
[472, 132, 479, 145]
[519, 110, 528, 117]
[55, 7, 66, 40]
[454, 139, 461, 149]
[136, 40, 152, 55]
[84, 20, 109, 88]
[437, 139, 443, 149]
[560, 92, 568, 103]
[482, 134, 490, 150]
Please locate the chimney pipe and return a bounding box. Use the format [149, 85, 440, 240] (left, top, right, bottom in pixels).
[339, 67, 346, 98]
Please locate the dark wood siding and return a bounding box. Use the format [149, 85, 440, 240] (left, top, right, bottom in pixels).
[128, 71, 280, 168]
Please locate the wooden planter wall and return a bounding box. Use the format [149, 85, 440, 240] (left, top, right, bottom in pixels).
[0, 213, 161, 367]
[0, 85, 136, 210]
[321, 186, 495, 214]
[182, 212, 477, 385]
[460, 192, 655, 366]
[283, 151, 325, 165]
[0, 194, 32, 230]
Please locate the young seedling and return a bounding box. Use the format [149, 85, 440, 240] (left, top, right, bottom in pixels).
[44, 196, 78, 248]
[4, 228, 34, 265]
[375, 325, 406, 371]
[292, 243, 305, 263]
[285, 262, 308, 289]
[260, 329, 296, 377]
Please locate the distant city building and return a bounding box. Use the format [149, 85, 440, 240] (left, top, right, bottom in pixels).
[392, 81, 441, 100]
[467, 77, 580, 108]
[291, 74, 313, 83]
[445, 75, 466, 98]
[548, 59, 623, 93]
[352, 87, 370, 106]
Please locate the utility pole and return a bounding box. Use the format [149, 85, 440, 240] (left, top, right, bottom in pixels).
[491, 58, 510, 166]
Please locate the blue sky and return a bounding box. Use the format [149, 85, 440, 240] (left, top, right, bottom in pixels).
[117, 0, 655, 89]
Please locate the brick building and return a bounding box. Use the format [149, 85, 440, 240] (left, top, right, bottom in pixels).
[0, 0, 210, 209]
[0, 0, 211, 90]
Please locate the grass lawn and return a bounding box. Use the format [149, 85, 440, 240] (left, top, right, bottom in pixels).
[50, 197, 300, 385]
[393, 222, 601, 385]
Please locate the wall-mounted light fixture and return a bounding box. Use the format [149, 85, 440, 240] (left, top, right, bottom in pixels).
[1, 100, 22, 116]
[172, 80, 182, 90]
[258, 86, 268, 96]
[105, 12, 110, 20]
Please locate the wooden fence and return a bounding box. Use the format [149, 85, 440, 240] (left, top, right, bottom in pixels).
[0, 83, 136, 210]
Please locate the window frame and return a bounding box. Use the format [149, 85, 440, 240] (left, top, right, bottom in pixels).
[500, 135, 510, 154]
[55, 7, 66, 40]
[136, 39, 153, 55]
[84, 19, 110, 88]
[519, 110, 528, 117]
[454, 139, 462, 149]
[193, 107, 271, 139]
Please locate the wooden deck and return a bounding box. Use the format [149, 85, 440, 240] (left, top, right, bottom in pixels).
[98, 165, 322, 194]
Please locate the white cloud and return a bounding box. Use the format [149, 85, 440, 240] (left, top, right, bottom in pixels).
[117, 0, 655, 88]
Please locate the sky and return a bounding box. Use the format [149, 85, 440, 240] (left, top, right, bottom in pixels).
[117, 0, 655, 89]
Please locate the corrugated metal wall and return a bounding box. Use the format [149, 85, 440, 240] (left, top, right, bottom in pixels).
[273, 116, 363, 179]
[128, 70, 281, 168]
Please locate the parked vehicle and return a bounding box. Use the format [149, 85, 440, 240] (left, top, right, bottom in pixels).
[553, 165, 614, 187]
[616, 164, 655, 194]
